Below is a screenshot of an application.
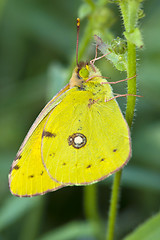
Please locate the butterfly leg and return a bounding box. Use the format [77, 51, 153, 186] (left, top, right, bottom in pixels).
[90, 51, 111, 72]
[104, 94, 143, 102]
[101, 75, 137, 85]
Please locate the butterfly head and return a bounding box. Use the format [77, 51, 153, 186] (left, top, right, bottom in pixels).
[69, 62, 101, 88]
[78, 63, 89, 80]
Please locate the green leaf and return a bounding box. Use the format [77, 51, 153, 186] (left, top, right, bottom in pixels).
[124, 28, 144, 48]
[123, 212, 160, 240]
[94, 35, 127, 71]
[78, 3, 92, 19]
[133, 123, 160, 170]
[39, 221, 94, 240]
[102, 166, 160, 192]
[121, 166, 160, 191]
[0, 197, 40, 231]
[46, 62, 67, 101]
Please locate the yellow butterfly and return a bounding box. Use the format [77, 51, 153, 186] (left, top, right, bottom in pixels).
[9, 20, 131, 197]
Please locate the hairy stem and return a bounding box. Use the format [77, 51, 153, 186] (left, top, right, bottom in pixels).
[84, 185, 103, 240]
[125, 41, 136, 127]
[106, 171, 122, 240]
[106, 1, 140, 239]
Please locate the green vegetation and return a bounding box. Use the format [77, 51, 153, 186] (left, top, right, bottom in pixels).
[0, 0, 160, 239]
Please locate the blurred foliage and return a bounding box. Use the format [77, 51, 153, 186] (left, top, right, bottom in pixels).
[123, 212, 160, 240]
[0, 0, 160, 239]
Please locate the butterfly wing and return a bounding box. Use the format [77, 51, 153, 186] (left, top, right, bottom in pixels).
[9, 85, 70, 197]
[9, 114, 64, 197]
[41, 89, 131, 185]
[18, 84, 70, 153]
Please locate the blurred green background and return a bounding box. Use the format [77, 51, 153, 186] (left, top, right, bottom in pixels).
[0, 0, 160, 239]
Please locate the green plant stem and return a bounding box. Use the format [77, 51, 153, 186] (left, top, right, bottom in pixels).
[106, 42, 137, 240]
[84, 185, 103, 240]
[106, 1, 139, 239]
[84, 185, 100, 223]
[125, 41, 136, 127]
[106, 44, 136, 239]
[106, 171, 122, 240]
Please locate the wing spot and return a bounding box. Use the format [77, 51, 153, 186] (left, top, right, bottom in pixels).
[88, 99, 97, 108]
[40, 171, 44, 176]
[13, 164, 20, 170]
[42, 131, 56, 138]
[87, 164, 92, 169]
[62, 163, 66, 166]
[68, 133, 87, 149]
[14, 155, 22, 161]
[113, 149, 117, 152]
[28, 175, 34, 178]
[49, 153, 55, 157]
[100, 158, 105, 162]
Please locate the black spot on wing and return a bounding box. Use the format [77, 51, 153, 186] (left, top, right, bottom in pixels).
[87, 164, 92, 169]
[88, 99, 96, 108]
[42, 131, 56, 138]
[62, 163, 66, 166]
[113, 149, 117, 152]
[13, 165, 20, 170]
[40, 171, 44, 176]
[49, 153, 55, 157]
[28, 175, 34, 178]
[14, 155, 22, 161]
[100, 158, 105, 162]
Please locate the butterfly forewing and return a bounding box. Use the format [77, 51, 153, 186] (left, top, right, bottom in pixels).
[9, 85, 71, 196]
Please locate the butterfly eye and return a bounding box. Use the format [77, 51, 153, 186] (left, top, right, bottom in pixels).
[79, 66, 89, 79]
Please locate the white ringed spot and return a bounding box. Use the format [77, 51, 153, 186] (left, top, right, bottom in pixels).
[68, 133, 87, 149]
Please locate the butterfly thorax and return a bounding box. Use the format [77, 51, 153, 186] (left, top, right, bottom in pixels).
[69, 63, 113, 102]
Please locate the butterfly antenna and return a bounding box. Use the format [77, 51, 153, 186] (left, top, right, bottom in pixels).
[76, 18, 80, 66]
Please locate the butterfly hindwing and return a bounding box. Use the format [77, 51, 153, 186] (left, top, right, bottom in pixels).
[41, 87, 131, 185]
